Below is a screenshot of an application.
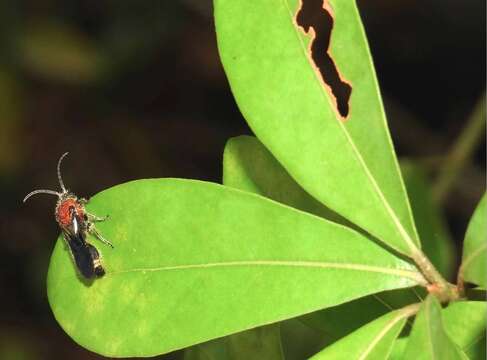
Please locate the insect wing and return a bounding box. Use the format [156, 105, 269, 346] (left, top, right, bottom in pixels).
[63, 231, 100, 279]
[87, 243, 105, 277]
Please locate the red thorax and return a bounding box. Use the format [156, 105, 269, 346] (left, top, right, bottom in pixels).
[56, 197, 85, 228]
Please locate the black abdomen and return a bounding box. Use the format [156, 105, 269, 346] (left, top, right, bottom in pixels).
[67, 232, 105, 279]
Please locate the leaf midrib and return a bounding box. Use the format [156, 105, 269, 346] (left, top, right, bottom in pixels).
[102, 260, 425, 284]
[359, 304, 418, 359]
[280, 0, 418, 255]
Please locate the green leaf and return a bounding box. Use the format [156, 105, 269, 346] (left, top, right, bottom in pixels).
[442, 301, 487, 360]
[184, 325, 284, 360]
[401, 161, 455, 278]
[389, 337, 408, 360]
[47, 179, 424, 357]
[460, 193, 487, 288]
[215, 0, 420, 256]
[223, 135, 425, 343]
[300, 287, 423, 342]
[403, 296, 468, 359]
[223, 135, 347, 223]
[182, 138, 289, 360]
[310, 304, 418, 359]
[391, 301, 487, 360]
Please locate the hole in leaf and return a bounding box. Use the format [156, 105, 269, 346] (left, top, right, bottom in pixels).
[296, 0, 352, 119]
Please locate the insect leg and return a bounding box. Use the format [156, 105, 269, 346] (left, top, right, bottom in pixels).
[86, 212, 109, 222]
[87, 222, 114, 248]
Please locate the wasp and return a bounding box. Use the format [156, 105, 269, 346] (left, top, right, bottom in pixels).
[24, 152, 113, 279]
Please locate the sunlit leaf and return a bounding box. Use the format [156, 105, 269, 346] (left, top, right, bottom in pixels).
[47, 179, 423, 357]
[182, 138, 289, 360]
[223, 135, 425, 344]
[223, 135, 345, 223]
[215, 0, 420, 256]
[389, 337, 408, 360]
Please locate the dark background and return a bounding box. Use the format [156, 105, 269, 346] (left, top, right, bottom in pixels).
[1, 0, 485, 359]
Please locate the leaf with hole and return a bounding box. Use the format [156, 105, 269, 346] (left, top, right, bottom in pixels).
[215, 0, 420, 256]
[460, 193, 486, 288]
[47, 179, 423, 357]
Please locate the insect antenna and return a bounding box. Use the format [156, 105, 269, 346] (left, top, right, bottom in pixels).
[57, 152, 69, 193]
[23, 152, 70, 202]
[23, 189, 61, 202]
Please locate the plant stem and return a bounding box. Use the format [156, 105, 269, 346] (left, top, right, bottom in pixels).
[433, 92, 486, 204]
[411, 249, 458, 302]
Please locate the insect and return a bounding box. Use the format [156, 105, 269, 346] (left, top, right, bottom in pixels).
[24, 152, 113, 279]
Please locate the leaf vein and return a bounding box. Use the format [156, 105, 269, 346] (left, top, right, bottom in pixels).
[107, 260, 426, 284]
[359, 303, 419, 360]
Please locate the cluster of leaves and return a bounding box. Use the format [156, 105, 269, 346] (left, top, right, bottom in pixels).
[46, 0, 486, 358]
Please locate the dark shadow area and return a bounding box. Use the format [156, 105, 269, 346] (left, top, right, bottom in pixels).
[296, 0, 352, 118]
